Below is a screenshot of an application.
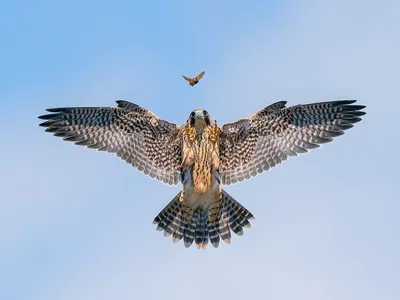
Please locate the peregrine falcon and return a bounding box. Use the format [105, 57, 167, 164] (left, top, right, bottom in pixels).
[182, 71, 205, 86]
[39, 99, 365, 249]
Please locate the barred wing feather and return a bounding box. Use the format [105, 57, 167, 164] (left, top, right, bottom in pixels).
[39, 100, 183, 186]
[219, 100, 366, 185]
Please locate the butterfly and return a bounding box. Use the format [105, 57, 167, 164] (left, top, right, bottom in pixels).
[182, 71, 205, 86]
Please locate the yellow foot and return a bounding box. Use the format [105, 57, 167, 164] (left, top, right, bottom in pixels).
[209, 121, 220, 144]
[186, 127, 196, 143]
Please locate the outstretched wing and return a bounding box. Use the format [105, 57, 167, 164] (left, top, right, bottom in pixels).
[219, 100, 366, 185]
[39, 100, 183, 185]
[194, 71, 205, 81]
[182, 75, 194, 83]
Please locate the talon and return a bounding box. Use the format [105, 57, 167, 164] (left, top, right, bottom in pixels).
[186, 124, 196, 143]
[188, 127, 195, 142]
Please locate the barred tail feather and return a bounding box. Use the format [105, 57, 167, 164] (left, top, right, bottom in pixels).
[153, 189, 254, 249]
[184, 213, 196, 247]
[217, 189, 254, 244]
[195, 211, 209, 249]
[153, 191, 182, 235]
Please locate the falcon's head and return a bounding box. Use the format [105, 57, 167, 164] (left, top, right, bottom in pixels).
[189, 109, 211, 128]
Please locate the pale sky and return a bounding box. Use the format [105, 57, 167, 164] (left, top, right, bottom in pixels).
[1, 1, 399, 299]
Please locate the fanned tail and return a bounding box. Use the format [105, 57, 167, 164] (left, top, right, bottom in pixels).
[153, 189, 254, 249]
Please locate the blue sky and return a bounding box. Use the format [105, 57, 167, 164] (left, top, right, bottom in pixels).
[1, 0, 399, 299]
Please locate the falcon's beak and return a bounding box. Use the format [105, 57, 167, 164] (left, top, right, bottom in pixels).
[194, 111, 204, 120]
[194, 111, 207, 127]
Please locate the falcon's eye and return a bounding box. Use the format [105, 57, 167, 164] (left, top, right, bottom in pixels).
[189, 112, 196, 127]
[204, 110, 211, 126]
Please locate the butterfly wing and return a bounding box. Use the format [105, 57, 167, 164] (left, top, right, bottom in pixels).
[194, 71, 205, 81]
[182, 75, 195, 86]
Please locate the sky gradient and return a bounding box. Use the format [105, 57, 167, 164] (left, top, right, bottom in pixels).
[1, 1, 399, 299]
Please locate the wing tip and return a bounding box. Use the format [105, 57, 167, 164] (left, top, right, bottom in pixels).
[353, 105, 366, 110]
[340, 99, 357, 105]
[45, 108, 56, 113]
[38, 114, 51, 120]
[115, 100, 141, 110]
[38, 120, 52, 127]
[334, 100, 367, 113]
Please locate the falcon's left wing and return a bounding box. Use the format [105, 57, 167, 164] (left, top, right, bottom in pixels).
[219, 100, 366, 185]
[39, 100, 183, 186]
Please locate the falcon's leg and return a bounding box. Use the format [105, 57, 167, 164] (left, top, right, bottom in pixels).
[181, 126, 197, 169]
[181, 147, 194, 169]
